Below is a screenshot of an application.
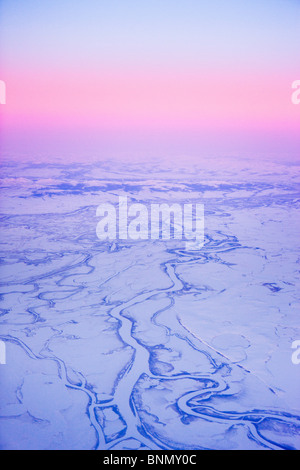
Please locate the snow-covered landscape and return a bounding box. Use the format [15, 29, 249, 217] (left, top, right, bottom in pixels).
[0, 157, 299, 450]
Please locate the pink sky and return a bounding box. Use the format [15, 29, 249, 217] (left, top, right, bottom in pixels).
[1, 0, 299, 161]
[1, 66, 299, 161]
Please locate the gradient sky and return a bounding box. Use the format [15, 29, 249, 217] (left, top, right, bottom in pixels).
[0, 0, 299, 162]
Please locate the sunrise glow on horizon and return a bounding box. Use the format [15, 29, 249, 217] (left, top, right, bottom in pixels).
[0, 0, 299, 161]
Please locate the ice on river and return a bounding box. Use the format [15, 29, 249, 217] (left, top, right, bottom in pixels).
[0, 157, 300, 449]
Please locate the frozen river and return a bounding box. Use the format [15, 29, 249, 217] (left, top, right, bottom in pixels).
[0, 157, 300, 449]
